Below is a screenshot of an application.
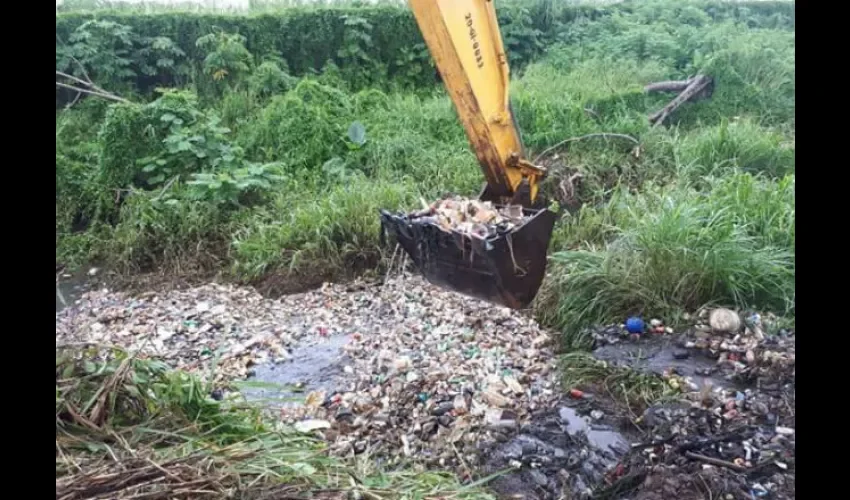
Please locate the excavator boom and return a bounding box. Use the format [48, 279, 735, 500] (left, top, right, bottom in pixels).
[409, 0, 544, 205]
[379, 0, 556, 309]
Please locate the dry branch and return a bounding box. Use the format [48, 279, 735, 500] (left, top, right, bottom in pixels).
[56, 70, 130, 104]
[646, 74, 713, 127]
[533, 133, 640, 164]
[684, 451, 747, 473]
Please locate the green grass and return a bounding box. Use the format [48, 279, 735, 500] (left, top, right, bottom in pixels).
[559, 352, 678, 416]
[56, 346, 494, 499]
[537, 172, 795, 348]
[56, 0, 795, 338]
[671, 118, 795, 178]
[231, 176, 421, 280]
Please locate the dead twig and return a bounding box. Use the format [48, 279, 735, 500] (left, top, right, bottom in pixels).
[684, 451, 747, 473]
[533, 133, 639, 164]
[56, 70, 108, 92]
[56, 70, 130, 103]
[557, 171, 583, 208]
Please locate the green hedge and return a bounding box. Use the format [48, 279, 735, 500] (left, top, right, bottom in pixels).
[58, 8, 422, 77]
[56, 2, 794, 92]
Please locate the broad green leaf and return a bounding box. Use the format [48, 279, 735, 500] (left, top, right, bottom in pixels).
[347, 121, 367, 146]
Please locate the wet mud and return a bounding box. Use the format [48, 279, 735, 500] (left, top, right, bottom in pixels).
[485, 402, 633, 500]
[592, 329, 738, 391]
[482, 324, 794, 500]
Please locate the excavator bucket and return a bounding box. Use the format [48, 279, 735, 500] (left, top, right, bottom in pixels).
[379, 205, 556, 309]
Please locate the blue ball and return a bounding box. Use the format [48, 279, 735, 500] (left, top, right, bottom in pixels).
[625, 317, 644, 334]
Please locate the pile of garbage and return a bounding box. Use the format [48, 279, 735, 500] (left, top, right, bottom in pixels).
[276, 276, 560, 469]
[603, 385, 795, 500]
[55, 283, 331, 383]
[590, 308, 795, 392]
[584, 309, 795, 500]
[410, 196, 529, 239]
[56, 275, 561, 472]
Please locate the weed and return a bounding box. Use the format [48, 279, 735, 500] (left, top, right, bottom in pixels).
[672, 118, 794, 178]
[232, 176, 419, 280]
[560, 352, 676, 414]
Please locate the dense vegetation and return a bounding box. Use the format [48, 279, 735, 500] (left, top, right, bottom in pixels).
[56, 0, 795, 346]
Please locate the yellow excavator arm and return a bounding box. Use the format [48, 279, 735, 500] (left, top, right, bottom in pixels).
[409, 0, 545, 207]
[379, 0, 556, 310]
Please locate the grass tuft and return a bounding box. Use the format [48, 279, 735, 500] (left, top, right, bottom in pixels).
[232, 176, 420, 280]
[560, 352, 677, 416]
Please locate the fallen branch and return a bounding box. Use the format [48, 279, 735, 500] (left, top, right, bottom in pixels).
[647, 74, 713, 127]
[533, 133, 639, 164]
[644, 80, 692, 93]
[56, 70, 130, 104]
[674, 430, 754, 454]
[56, 81, 130, 103]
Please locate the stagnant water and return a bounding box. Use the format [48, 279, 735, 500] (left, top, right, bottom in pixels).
[56, 273, 94, 312]
[240, 334, 351, 407]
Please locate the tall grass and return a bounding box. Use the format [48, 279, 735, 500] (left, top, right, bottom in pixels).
[232, 176, 420, 279]
[537, 172, 795, 348]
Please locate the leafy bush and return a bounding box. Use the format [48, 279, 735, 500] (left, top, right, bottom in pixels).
[196, 29, 254, 91]
[239, 79, 355, 167]
[135, 35, 190, 87]
[57, 19, 136, 88]
[56, 19, 189, 96]
[187, 162, 286, 207]
[90, 89, 285, 233]
[248, 60, 297, 97]
[137, 92, 245, 187]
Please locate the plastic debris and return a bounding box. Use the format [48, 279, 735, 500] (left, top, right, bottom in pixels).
[414, 196, 530, 239]
[56, 274, 560, 473]
[625, 317, 644, 334]
[709, 308, 741, 334]
[294, 419, 331, 433]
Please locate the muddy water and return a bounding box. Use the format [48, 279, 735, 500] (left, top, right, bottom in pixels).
[56, 273, 93, 312]
[485, 402, 630, 499]
[558, 406, 629, 454]
[240, 334, 351, 407]
[593, 335, 737, 390]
